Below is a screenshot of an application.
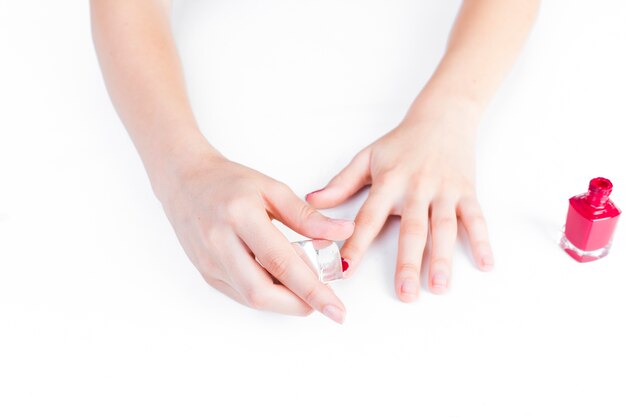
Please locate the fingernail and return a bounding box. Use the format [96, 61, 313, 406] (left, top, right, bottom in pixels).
[481, 254, 494, 269]
[329, 218, 355, 226]
[401, 279, 418, 295]
[305, 188, 324, 200]
[341, 257, 354, 278]
[322, 305, 345, 324]
[341, 257, 349, 272]
[432, 272, 448, 289]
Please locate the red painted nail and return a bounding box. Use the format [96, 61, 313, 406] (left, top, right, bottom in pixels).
[305, 188, 324, 200]
[341, 257, 349, 272]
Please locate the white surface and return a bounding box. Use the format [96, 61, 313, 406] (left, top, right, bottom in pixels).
[1, 1, 625, 416]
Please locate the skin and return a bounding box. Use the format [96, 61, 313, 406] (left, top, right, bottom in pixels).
[308, 0, 541, 300]
[90, 0, 540, 322]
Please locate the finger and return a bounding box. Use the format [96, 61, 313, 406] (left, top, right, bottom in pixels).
[306, 149, 371, 209]
[224, 239, 313, 316]
[457, 196, 494, 271]
[395, 198, 430, 302]
[429, 199, 458, 294]
[199, 231, 312, 315]
[340, 186, 394, 276]
[236, 211, 347, 324]
[207, 278, 248, 305]
[265, 183, 354, 241]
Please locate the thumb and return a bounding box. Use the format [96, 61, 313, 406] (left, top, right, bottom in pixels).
[306, 149, 371, 209]
[266, 183, 355, 241]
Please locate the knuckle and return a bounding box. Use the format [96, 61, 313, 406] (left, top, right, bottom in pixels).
[196, 255, 220, 278]
[407, 174, 425, 188]
[243, 287, 267, 310]
[296, 202, 317, 224]
[377, 171, 401, 188]
[432, 216, 457, 230]
[356, 210, 379, 230]
[401, 219, 427, 238]
[200, 226, 222, 249]
[408, 173, 433, 189]
[341, 242, 360, 259]
[301, 284, 322, 305]
[430, 257, 450, 269]
[473, 240, 491, 253]
[466, 214, 487, 232]
[269, 180, 291, 196]
[458, 178, 477, 195]
[397, 262, 420, 280]
[261, 250, 290, 279]
[224, 195, 253, 222]
[462, 185, 477, 197]
[408, 179, 436, 200]
[298, 306, 315, 317]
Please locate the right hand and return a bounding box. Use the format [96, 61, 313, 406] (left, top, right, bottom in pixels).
[155, 146, 354, 323]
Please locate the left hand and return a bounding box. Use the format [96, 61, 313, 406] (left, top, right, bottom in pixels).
[306, 104, 494, 301]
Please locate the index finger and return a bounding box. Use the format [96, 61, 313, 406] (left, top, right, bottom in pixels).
[235, 210, 347, 324]
[340, 186, 394, 276]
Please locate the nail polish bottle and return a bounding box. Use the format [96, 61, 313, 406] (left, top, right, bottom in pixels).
[291, 239, 346, 283]
[560, 177, 621, 262]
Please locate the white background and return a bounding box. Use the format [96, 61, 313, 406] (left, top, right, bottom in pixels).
[1, 1, 625, 416]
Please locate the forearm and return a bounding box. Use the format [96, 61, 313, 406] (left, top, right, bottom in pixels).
[406, 0, 540, 124]
[90, 0, 218, 195]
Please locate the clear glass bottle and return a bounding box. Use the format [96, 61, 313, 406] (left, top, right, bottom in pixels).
[291, 239, 346, 283]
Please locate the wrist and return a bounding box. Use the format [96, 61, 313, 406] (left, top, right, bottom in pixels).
[141, 130, 224, 202]
[402, 88, 483, 132]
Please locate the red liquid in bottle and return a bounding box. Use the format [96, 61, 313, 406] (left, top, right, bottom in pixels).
[561, 177, 621, 262]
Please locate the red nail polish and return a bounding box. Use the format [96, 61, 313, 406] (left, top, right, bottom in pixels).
[305, 188, 324, 199]
[561, 177, 621, 262]
[341, 257, 349, 272]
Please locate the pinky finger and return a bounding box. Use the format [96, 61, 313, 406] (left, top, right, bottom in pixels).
[206, 278, 248, 305]
[457, 197, 494, 271]
[209, 266, 313, 316]
[227, 241, 314, 316]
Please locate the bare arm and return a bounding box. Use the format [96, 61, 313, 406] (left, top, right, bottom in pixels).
[90, 0, 217, 196]
[408, 0, 540, 121]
